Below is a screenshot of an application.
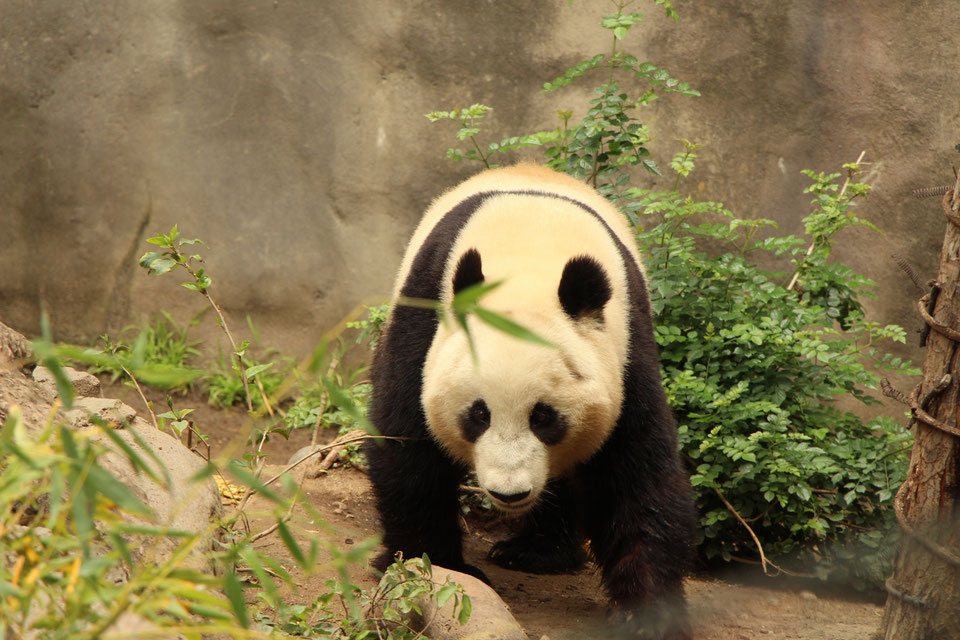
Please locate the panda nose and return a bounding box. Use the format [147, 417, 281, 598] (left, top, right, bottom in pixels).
[488, 489, 531, 504]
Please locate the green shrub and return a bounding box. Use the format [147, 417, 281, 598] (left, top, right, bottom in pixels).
[631, 172, 914, 581]
[427, 0, 915, 584]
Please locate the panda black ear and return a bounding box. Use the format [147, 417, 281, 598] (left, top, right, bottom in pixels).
[558, 256, 612, 322]
[452, 248, 484, 295]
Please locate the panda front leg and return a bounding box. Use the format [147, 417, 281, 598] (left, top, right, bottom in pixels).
[582, 453, 695, 639]
[365, 438, 490, 584]
[487, 477, 587, 574]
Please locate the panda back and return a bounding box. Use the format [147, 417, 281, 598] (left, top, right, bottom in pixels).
[391, 165, 644, 303]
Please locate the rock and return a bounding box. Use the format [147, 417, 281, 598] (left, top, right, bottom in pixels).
[798, 590, 818, 601]
[84, 417, 224, 572]
[65, 396, 137, 429]
[288, 442, 323, 466]
[101, 612, 185, 640]
[32, 365, 101, 398]
[0, 368, 64, 427]
[411, 565, 527, 640]
[0, 320, 31, 366]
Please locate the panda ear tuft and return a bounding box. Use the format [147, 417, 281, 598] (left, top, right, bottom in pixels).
[453, 248, 484, 295]
[558, 256, 612, 322]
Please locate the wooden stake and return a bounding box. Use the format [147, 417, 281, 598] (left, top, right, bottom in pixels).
[881, 189, 960, 639]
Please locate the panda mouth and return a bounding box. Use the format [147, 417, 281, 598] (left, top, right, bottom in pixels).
[486, 492, 537, 514]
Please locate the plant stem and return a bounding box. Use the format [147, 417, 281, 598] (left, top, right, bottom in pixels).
[177, 255, 254, 414]
[469, 135, 490, 169]
[786, 150, 866, 292]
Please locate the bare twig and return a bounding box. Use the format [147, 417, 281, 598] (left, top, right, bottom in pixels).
[261, 432, 382, 489]
[714, 487, 787, 577]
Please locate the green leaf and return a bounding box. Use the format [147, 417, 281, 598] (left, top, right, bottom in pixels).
[244, 362, 275, 380]
[226, 459, 283, 503]
[277, 520, 307, 568]
[472, 307, 555, 348]
[458, 593, 472, 625]
[224, 570, 249, 628]
[436, 582, 457, 608]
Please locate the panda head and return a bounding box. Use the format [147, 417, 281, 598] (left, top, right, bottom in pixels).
[422, 248, 625, 514]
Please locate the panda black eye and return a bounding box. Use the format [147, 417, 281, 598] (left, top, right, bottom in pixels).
[529, 402, 566, 445]
[460, 399, 491, 443]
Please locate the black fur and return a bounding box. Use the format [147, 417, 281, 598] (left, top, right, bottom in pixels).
[452, 247, 484, 294]
[366, 189, 695, 639]
[558, 255, 613, 321]
[529, 402, 567, 446]
[459, 399, 490, 443]
[365, 194, 489, 582]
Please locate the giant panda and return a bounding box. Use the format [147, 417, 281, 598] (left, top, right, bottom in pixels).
[365, 164, 696, 638]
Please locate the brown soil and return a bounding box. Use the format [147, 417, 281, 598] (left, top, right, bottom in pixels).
[104, 380, 885, 639]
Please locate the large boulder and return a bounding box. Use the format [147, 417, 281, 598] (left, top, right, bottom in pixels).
[83, 416, 223, 572]
[409, 566, 528, 640]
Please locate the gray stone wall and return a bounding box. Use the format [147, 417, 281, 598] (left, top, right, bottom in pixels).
[1, 1, 953, 358]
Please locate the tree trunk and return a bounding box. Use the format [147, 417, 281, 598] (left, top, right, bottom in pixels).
[881, 191, 960, 640]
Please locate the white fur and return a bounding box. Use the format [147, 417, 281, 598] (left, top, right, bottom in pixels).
[403, 166, 639, 512]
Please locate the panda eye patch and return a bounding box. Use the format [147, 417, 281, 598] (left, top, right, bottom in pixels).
[460, 399, 491, 443]
[529, 402, 566, 445]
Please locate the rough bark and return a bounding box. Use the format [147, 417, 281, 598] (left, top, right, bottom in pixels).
[881, 191, 960, 640]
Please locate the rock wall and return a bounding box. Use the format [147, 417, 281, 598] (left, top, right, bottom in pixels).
[1, 1, 954, 358]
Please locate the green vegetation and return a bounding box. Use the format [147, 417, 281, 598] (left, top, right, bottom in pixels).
[0, 225, 470, 637]
[427, 0, 915, 585]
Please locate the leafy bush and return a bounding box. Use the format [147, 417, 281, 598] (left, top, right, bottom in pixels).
[631, 171, 915, 581]
[427, 0, 914, 584]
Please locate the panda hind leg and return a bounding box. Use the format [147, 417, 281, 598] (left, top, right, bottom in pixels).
[487, 479, 586, 574]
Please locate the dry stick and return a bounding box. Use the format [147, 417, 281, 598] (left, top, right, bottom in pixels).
[713, 487, 785, 577]
[786, 150, 868, 292]
[261, 432, 379, 489]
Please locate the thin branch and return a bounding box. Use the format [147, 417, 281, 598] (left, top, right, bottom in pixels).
[714, 487, 787, 577]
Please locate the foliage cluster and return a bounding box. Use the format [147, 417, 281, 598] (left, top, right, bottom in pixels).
[426, 0, 915, 584]
[0, 400, 467, 638]
[0, 229, 466, 637]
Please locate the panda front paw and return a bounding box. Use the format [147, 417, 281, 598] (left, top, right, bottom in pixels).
[606, 604, 692, 640]
[372, 550, 491, 586]
[488, 535, 587, 574]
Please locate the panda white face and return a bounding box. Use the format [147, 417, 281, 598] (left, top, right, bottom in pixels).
[422, 306, 624, 514]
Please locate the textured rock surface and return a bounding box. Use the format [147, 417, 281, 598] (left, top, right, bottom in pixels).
[32, 365, 102, 398]
[413, 566, 527, 640]
[0, 320, 31, 365]
[85, 417, 223, 571]
[64, 396, 138, 428]
[0, 2, 953, 361]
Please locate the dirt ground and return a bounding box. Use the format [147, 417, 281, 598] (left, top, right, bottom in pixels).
[104, 379, 886, 640]
[242, 468, 883, 640]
